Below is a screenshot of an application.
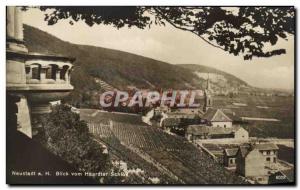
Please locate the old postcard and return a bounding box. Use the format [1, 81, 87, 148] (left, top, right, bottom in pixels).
[6, 6, 295, 185]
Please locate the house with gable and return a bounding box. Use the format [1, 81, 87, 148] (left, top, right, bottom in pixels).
[236, 145, 269, 184]
[254, 143, 279, 167]
[203, 108, 232, 128]
[223, 148, 239, 169]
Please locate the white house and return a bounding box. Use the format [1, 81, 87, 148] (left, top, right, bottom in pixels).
[203, 108, 232, 128]
[234, 127, 249, 140]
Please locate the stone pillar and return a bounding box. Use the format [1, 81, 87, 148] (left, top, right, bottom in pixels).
[56, 69, 61, 82]
[40, 67, 46, 82]
[6, 6, 15, 39]
[25, 66, 31, 82]
[6, 6, 28, 53]
[14, 7, 23, 41]
[65, 70, 69, 83]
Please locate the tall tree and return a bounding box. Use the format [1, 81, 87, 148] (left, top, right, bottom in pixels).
[28, 6, 294, 60]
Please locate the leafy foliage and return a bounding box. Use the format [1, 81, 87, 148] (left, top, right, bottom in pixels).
[32, 6, 294, 60]
[37, 104, 109, 181]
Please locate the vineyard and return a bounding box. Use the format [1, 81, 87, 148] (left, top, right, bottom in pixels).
[80, 109, 246, 184]
[81, 109, 145, 125]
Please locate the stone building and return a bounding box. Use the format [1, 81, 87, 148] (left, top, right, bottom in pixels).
[236, 145, 269, 184]
[6, 6, 74, 138]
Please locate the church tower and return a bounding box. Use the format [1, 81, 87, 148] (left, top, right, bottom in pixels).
[203, 74, 212, 112]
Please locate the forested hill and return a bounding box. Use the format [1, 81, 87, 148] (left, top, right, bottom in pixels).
[24, 24, 250, 106]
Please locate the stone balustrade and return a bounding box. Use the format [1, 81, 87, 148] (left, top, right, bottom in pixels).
[25, 59, 73, 85]
[6, 6, 76, 138]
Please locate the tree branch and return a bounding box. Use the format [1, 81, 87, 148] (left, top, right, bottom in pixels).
[153, 7, 225, 51]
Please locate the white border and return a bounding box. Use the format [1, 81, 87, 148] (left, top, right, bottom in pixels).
[1, 1, 298, 190]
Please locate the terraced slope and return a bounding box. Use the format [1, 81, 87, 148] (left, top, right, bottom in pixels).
[80, 109, 246, 184]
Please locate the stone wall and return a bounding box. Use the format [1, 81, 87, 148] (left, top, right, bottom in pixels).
[16, 97, 32, 138]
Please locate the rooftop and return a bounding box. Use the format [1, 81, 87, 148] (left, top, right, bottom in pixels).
[186, 125, 243, 135]
[203, 108, 232, 122]
[224, 148, 239, 157]
[237, 143, 279, 158]
[238, 146, 252, 158]
[254, 143, 279, 151]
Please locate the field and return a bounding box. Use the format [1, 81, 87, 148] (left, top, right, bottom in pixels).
[213, 95, 294, 138]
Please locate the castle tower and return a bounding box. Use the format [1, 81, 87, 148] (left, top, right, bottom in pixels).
[203, 74, 212, 112]
[6, 6, 74, 138]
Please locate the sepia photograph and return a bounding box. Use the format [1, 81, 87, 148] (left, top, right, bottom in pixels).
[6, 6, 295, 185]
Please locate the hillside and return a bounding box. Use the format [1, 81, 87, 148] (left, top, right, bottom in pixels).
[24, 24, 250, 106]
[81, 109, 246, 184]
[178, 64, 248, 87]
[24, 25, 203, 89]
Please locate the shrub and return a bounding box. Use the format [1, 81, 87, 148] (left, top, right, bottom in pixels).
[37, 104, 109, 180]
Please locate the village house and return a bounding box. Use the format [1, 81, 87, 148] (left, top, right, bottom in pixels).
[223, 148, 239, 169]
[254, 143, 279, 167]
[203, 108, 233, 128]
[222, 143, 281, 184]
[185, 125, 248, 142]
[236, 146, 268, 184]
[159, 111, 201, 127]
[161, 114, 203, 136]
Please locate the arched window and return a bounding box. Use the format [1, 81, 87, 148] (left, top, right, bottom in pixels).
[60, 65, 69, 80]
[31, 64, 41, 80]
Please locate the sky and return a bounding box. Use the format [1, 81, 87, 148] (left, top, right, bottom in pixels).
[23, 8, 294, 90]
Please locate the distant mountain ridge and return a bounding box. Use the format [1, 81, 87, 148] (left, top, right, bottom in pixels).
[23, 24, 251, 105]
